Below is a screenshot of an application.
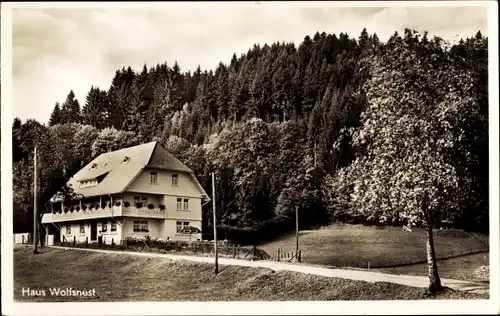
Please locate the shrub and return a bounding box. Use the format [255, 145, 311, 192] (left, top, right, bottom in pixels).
[82, 205, 87, 211]
[70, 206, 75, 212]
[100, 203, 106, 209]
[75, 206, 80, 211]
[114, 201, 122, 207]
[218, 216, 293, 245]
[108, 202, 112, 208]
[148, 204, 154, 209]
[124, 201, 130, 207]
[136, 202, 143, 208]
[159, 204, 166, 210]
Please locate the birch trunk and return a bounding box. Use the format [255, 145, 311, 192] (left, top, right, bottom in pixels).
[424, 194, 442, 292]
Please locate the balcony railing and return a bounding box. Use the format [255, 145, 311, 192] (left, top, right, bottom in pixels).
[41, 205, 167, 223]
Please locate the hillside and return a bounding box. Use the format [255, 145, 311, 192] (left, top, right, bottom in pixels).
[14, 246, 487, 301]
[258, 224, 489, 270]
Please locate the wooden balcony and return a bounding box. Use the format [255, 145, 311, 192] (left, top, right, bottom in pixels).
[41, 205, 167, 224]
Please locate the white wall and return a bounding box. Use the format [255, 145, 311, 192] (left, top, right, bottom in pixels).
[164, 195, 202, 221]
[164, 219, 202, 241]
[121, 217, 164, 239]
[127, 169, 203, 199]
[98, 219, 123, 245]
[57, 215, 203, 243]
[60, 219, 123, 245]
[60, 222, 85, 243]
[14, 233, 31, 244]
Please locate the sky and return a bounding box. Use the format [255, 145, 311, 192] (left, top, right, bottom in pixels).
[10, 3, 489, 124]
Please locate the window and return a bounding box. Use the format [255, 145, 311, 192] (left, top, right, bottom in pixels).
[111, 222, 117, 232]
[183, 199, 189, 210]
[176, 221, 191, 234]
[172, 174, 178, 186]
[122, 156, 129, 164]
[150, 172, 158, 184]
[133, 220, 140, 232]
[134, 196, 148, 204]
[80, 224, 85, 234]
[133, 220, 149, 232]
[102, 222, 107, 233]
[80, 179, 98, 188]
[176, 198, 182, 210]
[66, 225, 71, 235]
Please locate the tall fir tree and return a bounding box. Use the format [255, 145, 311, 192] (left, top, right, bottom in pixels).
[82, 86, 110, 129]
[60, 90, 82, 124]
[48, 102, 63, 126]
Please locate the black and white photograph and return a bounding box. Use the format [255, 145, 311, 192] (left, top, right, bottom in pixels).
[1, 1, 498, 315]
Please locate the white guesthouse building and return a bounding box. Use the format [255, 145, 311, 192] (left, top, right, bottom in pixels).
[41, 141, 210, 244]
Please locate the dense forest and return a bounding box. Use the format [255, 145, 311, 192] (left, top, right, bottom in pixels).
[13, 28, 489, 244]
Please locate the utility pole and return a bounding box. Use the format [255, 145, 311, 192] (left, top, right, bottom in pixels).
[295, 205, 299, 262]
[212, 172, 218, 274]
[33, 146, 38, 254]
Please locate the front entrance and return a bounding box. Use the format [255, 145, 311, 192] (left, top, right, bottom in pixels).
[90, 221, 97, 241]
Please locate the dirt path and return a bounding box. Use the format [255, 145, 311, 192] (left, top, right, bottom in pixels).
[50, 246, 489, 294]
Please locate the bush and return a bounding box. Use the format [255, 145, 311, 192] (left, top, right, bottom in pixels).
[217, 216, 293, 245]
[136, 202, 143, 208]
[82, 205, 87, 211]
[100, 203, 106, 209]
[114, 201, 122, 207]
[124, 201, 130, 207]
[108, 202, 112, 208]
[75, 206, 80, 212]
[70, 207, 75, 212]
[148, 204, 154, 209]
[159, 204, 166, 210]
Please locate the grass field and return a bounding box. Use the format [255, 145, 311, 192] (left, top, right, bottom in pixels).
[258, 224, 489, 269]
[378, 252, 490, 282]
[13, 246, 487, 301]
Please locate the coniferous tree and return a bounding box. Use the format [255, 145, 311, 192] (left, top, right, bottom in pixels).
[60, 90, 82, 124]
[82, 86, 109, 128]
[48, 102, 63, 126]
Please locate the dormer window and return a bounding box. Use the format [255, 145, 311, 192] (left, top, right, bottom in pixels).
[122, 156, 130, 164]
[89, 163, 97, 170]
[80, 178, 98, 188]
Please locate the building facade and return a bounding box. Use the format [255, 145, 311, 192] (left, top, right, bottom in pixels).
[41, 141, 209, 244]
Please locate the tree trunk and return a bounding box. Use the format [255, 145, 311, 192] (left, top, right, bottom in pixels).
[38, 216, 46, 247]
[424, 195, 442, 292]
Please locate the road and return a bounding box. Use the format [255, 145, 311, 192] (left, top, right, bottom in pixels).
[50, 246, 489, 293]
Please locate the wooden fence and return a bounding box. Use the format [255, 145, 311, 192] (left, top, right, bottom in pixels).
[270, 249, 302, 263]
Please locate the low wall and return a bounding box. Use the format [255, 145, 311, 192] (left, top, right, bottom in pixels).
[14, 233, 54, 246]
[14, 233, 31, 244]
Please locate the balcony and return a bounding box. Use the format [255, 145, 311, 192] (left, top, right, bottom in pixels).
[41, 205, 167, 224]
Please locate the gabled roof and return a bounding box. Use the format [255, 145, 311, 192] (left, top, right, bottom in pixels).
[64, 141, 208, 200]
